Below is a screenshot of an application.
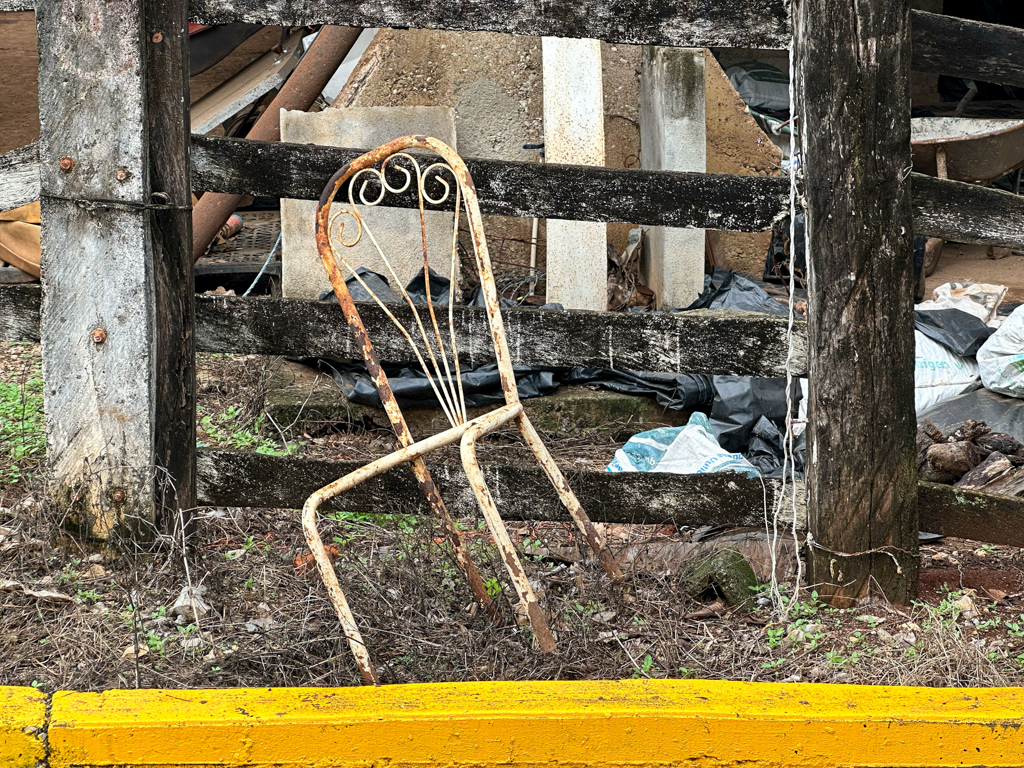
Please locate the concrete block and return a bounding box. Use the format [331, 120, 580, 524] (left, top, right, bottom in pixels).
[264, 360, 690, 439]
[542, 37, 607, 311]
[280, 107, 458, 300]
[641, 47, 706, 310]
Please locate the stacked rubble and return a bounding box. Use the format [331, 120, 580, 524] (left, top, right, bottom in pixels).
[918, 418, 1024, 497]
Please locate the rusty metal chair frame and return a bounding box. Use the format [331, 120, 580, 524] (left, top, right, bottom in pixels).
[300, 135, 621, 684]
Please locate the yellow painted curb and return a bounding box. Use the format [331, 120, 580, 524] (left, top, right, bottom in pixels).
[36, 679, 1024, 768]
[0, 686, 47, 768]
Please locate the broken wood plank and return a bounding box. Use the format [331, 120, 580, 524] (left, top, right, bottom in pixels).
[187, 0, 791, 49]
[798, 0, 919, 604]
[196, 449, 804, 528]
[0, 143, 40, 214]
[192, 136, 789, 233]
[911, 10, 1024, 91]
[1, 285, 806, 376]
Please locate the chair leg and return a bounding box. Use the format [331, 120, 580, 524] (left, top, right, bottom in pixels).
[302, 493, 380, 685]
[460, 416, 557, 653]
[516, 412, 624, 583]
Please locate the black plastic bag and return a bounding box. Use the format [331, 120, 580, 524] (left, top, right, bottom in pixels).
[709, 376, 798, 454]
[914, 308, 995, 357]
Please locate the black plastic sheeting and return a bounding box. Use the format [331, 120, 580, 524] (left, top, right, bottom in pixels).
[914, 308, 995, 357]
[747, 415, 807, 479]
[686, 268, 793, 317]
[311, 268, 713, 412]
[919, 388, 1024, 442]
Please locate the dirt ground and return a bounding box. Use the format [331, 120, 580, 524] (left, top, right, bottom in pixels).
[3, 343, 1024, 692]
[926, 243, 1024, 306]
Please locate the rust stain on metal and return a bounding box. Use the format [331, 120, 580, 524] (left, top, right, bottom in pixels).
[303, 136, 620, 681]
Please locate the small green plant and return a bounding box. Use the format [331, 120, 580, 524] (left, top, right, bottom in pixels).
[146, 630, 167, 654]
[825, 650, 847, 667]
[484, 577, 502, 597]
[0, 377, 46, 484]
[76, 589, 101, 604]
[196, 406, 300, 456]
[631, 654, 657, 678]
[766, 626, 785, 649]
[761, 658, 785, 670]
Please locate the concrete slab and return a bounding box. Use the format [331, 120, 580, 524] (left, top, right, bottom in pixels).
[542, 37, 607, 311]
[641, 46, 706, 309]
[265, 360, 690, 439]
[280, 107, 458, 300]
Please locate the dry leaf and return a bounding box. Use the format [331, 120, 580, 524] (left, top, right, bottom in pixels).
[121, 645, 149, 660]
[0, 579, 74, 602]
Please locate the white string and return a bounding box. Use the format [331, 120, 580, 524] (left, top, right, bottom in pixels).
[764, 30, 804, 620]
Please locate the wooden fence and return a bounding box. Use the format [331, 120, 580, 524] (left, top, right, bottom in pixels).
[1, 0, 1024, 603]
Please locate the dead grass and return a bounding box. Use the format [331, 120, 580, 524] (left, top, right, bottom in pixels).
[3, 342, 1024, 692]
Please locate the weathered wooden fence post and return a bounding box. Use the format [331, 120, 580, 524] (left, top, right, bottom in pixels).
[35, 0, 194, 540]
[796, 0, 919, 604]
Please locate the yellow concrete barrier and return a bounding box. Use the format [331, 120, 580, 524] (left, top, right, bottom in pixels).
[2, 680, 1022, 768]
[0, 686, 47, 768]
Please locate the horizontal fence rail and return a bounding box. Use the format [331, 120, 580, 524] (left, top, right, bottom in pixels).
[912, 174, 1024, 247]
[1, 5, 1023, 90]
[912, 10, 1024, 90]
[198, 448, 802, 528]
[193, 136, 789, 233]
[0, 285, 806, 376]
[193, 136, 1024, 248]
[5, 140, 1022, 247]
[188, 0, 791, 49]
[198, 450, 1024, 549]
[0, 142, 39, 212]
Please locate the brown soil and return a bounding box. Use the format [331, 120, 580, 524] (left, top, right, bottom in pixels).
[926, 243, 1024, 306]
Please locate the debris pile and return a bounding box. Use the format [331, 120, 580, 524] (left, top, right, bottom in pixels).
[918, 418, 1024, 497]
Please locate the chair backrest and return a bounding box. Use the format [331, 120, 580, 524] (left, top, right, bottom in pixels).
[315, 136, 520, 432]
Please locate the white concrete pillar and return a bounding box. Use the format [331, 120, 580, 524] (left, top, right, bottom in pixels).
[640, 47, 706, 309]
[542, 37, 607, 311]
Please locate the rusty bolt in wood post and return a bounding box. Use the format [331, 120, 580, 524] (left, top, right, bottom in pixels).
[115, 168, 130, 183]
[91, 328, 106, 344]
[111, 489, 127, 503]
[151, 31, 163, 43]
[59, 156, 74, 172]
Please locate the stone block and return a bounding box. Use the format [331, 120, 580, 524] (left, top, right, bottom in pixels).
[280, 106, 458, 299]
